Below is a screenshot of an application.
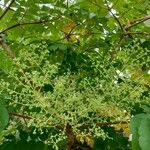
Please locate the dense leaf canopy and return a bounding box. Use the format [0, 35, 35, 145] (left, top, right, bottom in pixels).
[0, 0, 150, 150]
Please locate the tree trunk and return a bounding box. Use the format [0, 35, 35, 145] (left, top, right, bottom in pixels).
[65, 123, 78, 150]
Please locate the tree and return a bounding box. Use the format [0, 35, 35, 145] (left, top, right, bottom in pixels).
[0, 0, 150, 149]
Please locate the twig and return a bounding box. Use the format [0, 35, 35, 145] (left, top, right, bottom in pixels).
[62, 23, 80, 43]
[125, 32, 150, 35]
[9, 112, 32, 119]
[80, 120, 129, 129]
[104, 0, 125, 32]
[124, 15, 150, 30]
[96, 121, 128, 126]
[0, 35, 16, 59]
[0, 0, 15, 20]
[9, 111, 129, 127]
[0, 16, 61, 34]
[130, 15, 150, 24]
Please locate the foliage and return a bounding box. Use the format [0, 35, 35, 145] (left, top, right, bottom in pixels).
[130, 106, 150, 150]
[0, 105, 9, 132]
[0, 0, 150, 149]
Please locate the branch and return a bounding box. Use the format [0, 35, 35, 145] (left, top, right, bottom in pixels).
[9, 112, 32, 119]
[96, 121, 128, 126]
[0, 16, 61, 34]
[0, 35, 16, 59]
[0, 0, 15, 20]
[125, 31, 150, 35]
[104, 0, 125, 32]
[9, 111, 129, 127]
[89, 0, 125, 33]
[124, 15, 150, 30]
[130, 16, 150, 25]
[81, 120, 129, 129]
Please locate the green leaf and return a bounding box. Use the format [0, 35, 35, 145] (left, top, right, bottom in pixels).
[130, 114, 146, 150]
[139, 116, 150, 150]
[0, 105, 9, 132]
[142, 105, 150, 113]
